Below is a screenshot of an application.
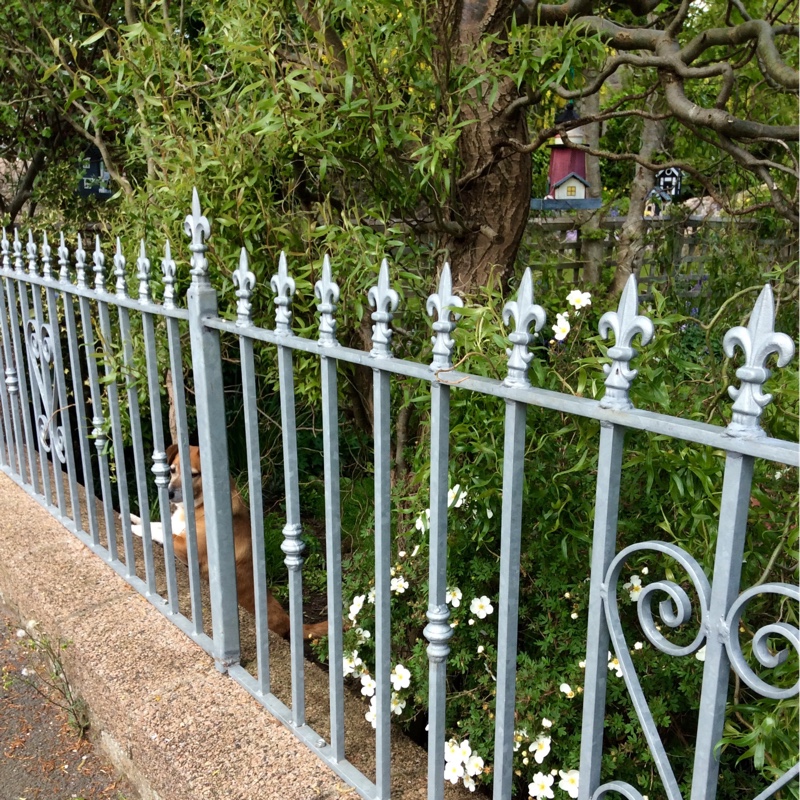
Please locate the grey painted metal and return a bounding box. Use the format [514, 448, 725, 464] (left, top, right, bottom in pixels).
[4, 232, 38, 488]
[493, 268, 546, 800]
[423, 263, 461, 800]
[50, 234, 82, 527]
[77, 236, 117, 555]
[109, 240, 137, 572]
[185, 191, 241, 669]
[315, 254, 345, 760]
[271, 252, 307, 725]
[204, 317, 797, 466]
[163, 240, 204, 634]
[20, 232, 54, 508]
[1, 197, 797, 800]
[368, 258, 399, 798]
[140, 241, 180, 613]
[235, 249, 271, 693]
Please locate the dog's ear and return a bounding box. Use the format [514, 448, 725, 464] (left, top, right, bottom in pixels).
[166, 443, 179, 464]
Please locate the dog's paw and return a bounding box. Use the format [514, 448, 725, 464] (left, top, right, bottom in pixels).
[149, 521, 165, 545]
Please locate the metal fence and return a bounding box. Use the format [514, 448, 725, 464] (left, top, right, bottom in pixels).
[0, 189, 798, 800]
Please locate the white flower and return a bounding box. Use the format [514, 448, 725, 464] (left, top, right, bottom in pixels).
[444, 738, 462, 764]
[486, 507, 494, 519]
[529, 772, 555, 799]
[566, 289, 592, 310]
[415, 508, 431, 532]
[468, 618, 475, 626]
[564, 592, 571, 599]
[355, 627, 371, 643]
[641, 567, 649, 575]
[608, 656, 623, 678]
[463, 775, 476, 792]
[391, 664, 411, 691]
[390, 692, 406, 715]
[365, 696, 377, 728]
[578, 660, 586, 669]
[391, 576, 409, 594]
[623, 575, 643, 602]
[360, 673, 376, 696]
[343, 650, 363, 677]
[695, 645, 707, 662]
[523, 757, 529, 765]
[411, 544, 420, 557]
[558, 769, 580, 798]
[348, 594, 366, 622]
[465, 753, 484, 776]
[15, 629, 26, 639]
[477, 645, 484, 654]
[552, 313, 570, 342]
[444, 761, 464, 783]
[570, 612, 578, 620]
[469, 596, 494, 619]
[398, 550, 406, 558]
[446, 587, 462, 607]
[541, 718, 552, 729]
[447, 484, 468, 508]
[367, 587, 376, 604]
[634, 641, 643, 651]
[774, 471, 783, 481]
[529, 736, 551, 764]
[560, 683, 575, 698]
[513, 728, 528, 751]
[458, 740, 472, 762]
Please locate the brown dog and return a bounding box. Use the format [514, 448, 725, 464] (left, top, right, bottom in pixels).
[134, 444, 327, 640]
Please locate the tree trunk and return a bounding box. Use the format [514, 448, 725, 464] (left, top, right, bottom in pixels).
[579, 83, 604, 284]
[441, 0, 532, 294]
[611, 115, 667, 295]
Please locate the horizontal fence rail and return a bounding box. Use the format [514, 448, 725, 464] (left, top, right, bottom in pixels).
[0, 189, 798, 800]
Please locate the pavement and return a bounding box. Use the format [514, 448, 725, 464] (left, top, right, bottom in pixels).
[0, 467, 475, 800]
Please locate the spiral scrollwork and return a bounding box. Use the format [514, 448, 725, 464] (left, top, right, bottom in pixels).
[724, 582, 799, 700]
[592, 781, 645, 800]
[25, 319, 66, 463]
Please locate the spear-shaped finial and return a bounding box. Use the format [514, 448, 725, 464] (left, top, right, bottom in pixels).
[502, 268, 545, 387]
[314, 254, 340, 346]
[183, 188, 211, 284]
[368, 258, 399, 357]
[426, 262, 463, 372]
[233, 248, 255, 326]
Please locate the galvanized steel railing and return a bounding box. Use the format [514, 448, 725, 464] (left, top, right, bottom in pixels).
[0, 190, 798, 800]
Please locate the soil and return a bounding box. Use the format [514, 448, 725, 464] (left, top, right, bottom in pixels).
[0, 610, 136, 800]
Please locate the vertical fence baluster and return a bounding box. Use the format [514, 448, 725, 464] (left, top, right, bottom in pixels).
[5, 231, 39, 489]
[424, 263, 463, 800]
[94, 236, 131, 564]
[46, 234, 81, 527]
[234, 248, 270, 689]
[185, 189, 240, 669]
[139, 240, 180, 612]
[75, 236, 116, 552]
[691, 285, 794, 800]
[580, 275, 654, 799]
[368, 258, 399, 798]
[315, 254, 345, 758]
[0, 230, 24, 477]
[492, 268, 545, 800]
[163, 240, 204, 632]
[60, 234, 100, 543]
[271, 251, 307, 723]
[22, 232, 53, 505]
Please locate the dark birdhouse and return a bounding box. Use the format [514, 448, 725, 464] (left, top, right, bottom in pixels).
[77, 145, 113, 199]
[655, 167, 682, 198]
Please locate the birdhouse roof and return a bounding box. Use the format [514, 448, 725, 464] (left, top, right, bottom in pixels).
[552, 173, 590, 189]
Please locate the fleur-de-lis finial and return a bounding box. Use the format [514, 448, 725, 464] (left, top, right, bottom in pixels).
[426, 262, 464, 371]
[113, 238, 127, 297]
[93, 235, 106, 292]
[314, 254, 340, 346]
[1, 229, 11, 271]
[161, 240, 177, 309]
[58, 233, 70, 283]
[270, 251, 295, 334]
[26, 231, 39, 276]
[723, 284, 795, 438]
[13, 229, 24, 274]
[233, 248, 256, 326]
[598, 275, 654, 410]
[41, 232, 52, 280]
[368, 258, 400, 357]
[183, 187, 211, 284]
[75, 234, 87, 288]
[502, 268, 546, 387]
[137, 240, 152, 303]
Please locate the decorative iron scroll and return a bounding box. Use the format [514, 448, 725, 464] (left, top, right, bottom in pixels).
[25, 319, 66, 464]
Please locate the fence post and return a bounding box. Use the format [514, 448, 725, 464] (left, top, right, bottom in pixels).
[184, 189, 241, 670]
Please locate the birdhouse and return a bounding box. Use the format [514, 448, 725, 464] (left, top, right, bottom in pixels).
[77, 145, 113, 200]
